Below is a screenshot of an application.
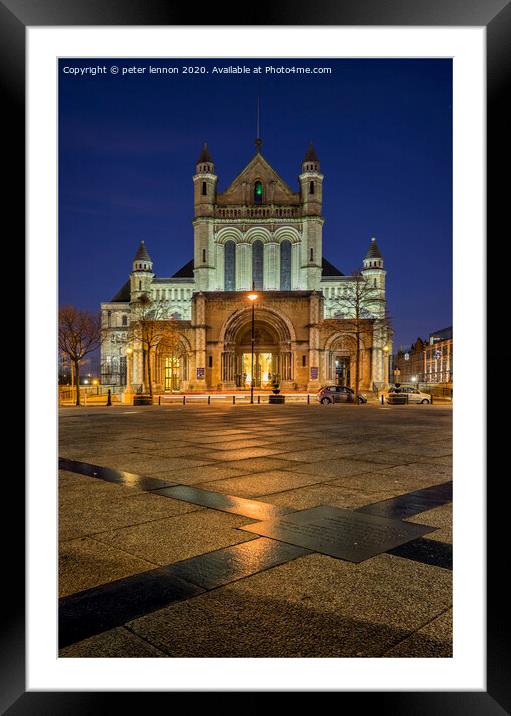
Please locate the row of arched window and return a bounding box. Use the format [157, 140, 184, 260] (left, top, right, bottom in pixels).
[224, 240, 292, 290]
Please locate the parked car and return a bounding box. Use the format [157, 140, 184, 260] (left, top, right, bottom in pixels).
[317, 385, 367, 404]
[386, 386, 431, 404]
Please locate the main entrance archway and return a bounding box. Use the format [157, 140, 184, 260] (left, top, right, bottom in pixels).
[220, 307, 294, 389]
[235, 322, 279, 388]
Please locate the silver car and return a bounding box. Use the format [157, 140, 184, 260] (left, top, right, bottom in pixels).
[387, 387, 431, 404]
[317, 385, 367, 404]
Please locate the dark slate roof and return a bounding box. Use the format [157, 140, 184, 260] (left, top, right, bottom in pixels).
[429, 326, 452, 341]
[197, 143, 212, 164]
[172, 258, 194, 278]
[321, 257, 344, 277]
[365, 237, 382, 259]
[111, 279, 131, 302]
[303, 142, 319, 163]
[133, 241, 152, 262]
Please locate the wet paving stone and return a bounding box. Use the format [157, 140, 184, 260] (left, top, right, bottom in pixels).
[163, 537, 311, 590]
[59, 569, 204, 648]
[357, 481, 452, 520]
[387, 537, 452, 570]
[59, 458, 177, 491]
[152, 485, 294, 520]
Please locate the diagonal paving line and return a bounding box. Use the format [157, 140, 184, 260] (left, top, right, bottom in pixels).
[59, 457, 453, 648]
[59, 457, 452, 567]
[59, 538, 311, 649]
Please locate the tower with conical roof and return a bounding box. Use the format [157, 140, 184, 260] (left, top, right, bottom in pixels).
[193, 143, 217, 291]
[130, 240, 154, 300]
[361, 237, 386, 318]
[299, 143, 324, 289]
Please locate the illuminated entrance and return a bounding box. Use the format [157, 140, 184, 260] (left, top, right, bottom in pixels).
[241, 352, 273, 388]
[335, 356, 350, 386]
[164, 356, 180, 391]
[222, 309, 294, 389]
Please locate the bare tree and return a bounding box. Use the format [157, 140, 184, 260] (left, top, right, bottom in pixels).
[327, 271, 392, 400]
[58, 306, 103, 406]
[129, 294, 183, 397]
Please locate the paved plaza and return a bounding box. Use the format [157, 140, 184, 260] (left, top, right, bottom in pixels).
[58, 402, 452, 658]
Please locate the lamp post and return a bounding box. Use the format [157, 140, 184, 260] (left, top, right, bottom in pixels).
[247, 291, 258, 404]
[383, 344, 389, 387]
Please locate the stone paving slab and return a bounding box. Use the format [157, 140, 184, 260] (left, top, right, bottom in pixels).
[382, 608, 453, 657]
[59, 483, 200, 541]
[291, 458, 394, 479]
[127, 552, 452, 658]
[91, 509, 259, 565]
[197, 470, 327, 498]
[407, 504, 453, 544]
[59, 626, 167, 658]
[59, 536, 158, 597]
[59, 404, 453, 658]
[262, 483, 399, 511]
[148, 463, 257, 484]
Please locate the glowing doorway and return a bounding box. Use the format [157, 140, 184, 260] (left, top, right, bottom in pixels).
[241, 353, 273, 387]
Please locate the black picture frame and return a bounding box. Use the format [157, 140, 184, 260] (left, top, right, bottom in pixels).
[8, 0, 506, 710]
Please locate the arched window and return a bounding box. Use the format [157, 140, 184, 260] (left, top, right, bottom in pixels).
[122, 315, 127, 326]
[202, 181, 207, 196]
[138, 280, 142, 291]
[310, 248, 314, 262]
[224, 240, 236, 290]
[252, 240, 263, 290]
[310, 181, 315, 194]
[202, 248, 206, 263]
[254, 180, 263, 205]
[107, 310, 111, 327]
[280, 240, 292, 290]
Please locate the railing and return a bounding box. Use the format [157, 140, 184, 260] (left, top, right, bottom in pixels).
[215, 206, 301, 219]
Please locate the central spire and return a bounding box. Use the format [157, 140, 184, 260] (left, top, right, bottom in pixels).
[255, 96, 262, 153]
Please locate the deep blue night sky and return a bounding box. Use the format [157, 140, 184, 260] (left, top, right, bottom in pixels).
[59, 58, 452, 349]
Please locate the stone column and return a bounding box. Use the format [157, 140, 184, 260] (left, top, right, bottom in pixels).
[236, 242, 250, 290]
[307, 292, 322, 390]
[291, 241, 301, 289]
[194, 293, 207, 390]
[264, 241, 279, 290]
[215, 242, 224, 291]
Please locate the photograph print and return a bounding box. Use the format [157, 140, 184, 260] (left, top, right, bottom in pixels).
[58, 57, 453, 659]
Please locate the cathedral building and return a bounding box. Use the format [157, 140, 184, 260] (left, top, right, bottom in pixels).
[100, 140, 391, 393]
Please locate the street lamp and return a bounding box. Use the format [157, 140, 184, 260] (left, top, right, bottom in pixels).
[247, 292, 258, 404]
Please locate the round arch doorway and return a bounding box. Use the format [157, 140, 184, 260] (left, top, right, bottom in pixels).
[234, 321, 280, 389]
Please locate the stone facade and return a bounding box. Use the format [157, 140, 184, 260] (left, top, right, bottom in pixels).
[100, 142, 392, 392]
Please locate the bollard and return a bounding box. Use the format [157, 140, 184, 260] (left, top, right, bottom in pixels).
[257, 395, 260, 404]
[183, 395, 186, 405]
[208, 395, 211, 405]
[233, 395, 235, 405]
[106, 389, 112, 407]
[158, 395, 161, 406]
[431, 394, 433, 405]
[307, 394, 310, 404]
[381, 394, 384, 405]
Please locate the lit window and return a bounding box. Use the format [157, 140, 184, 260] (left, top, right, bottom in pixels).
[254, 181, 263, 205]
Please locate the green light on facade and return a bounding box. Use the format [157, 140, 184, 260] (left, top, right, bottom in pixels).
[255, 182, 262, 195]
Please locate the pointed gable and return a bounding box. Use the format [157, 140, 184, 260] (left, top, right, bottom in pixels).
[217, 153, 300, 206]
